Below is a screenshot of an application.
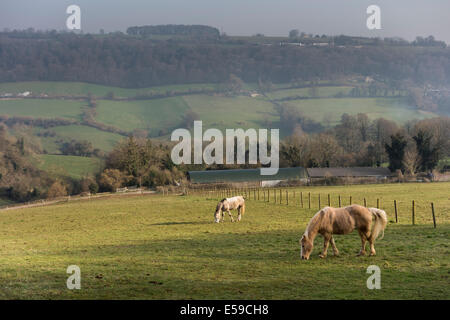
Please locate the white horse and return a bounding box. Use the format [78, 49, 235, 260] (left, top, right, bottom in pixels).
[214, 196, 246, 223]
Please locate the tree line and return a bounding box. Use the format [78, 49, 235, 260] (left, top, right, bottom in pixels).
[1, 31, 450, 88]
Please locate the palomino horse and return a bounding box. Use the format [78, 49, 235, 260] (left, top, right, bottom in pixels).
[300, 205, 387, 260]
[214, 196, 245, 223]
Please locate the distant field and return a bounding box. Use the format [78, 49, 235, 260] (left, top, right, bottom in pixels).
[0, 99, 84, 120]
[35, 154, 103, 179]
[284, 97, 437, 126]
[266, 86, 354, 100]
[31, 126, 124, 154]
[0, 81, 220, 98]
[183, 94, 279, 131]
[95, 97, 190, 134]
[0, 182, 447, 299]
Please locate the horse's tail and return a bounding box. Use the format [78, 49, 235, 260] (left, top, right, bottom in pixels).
[240, 202, 245, 215]
[369, 208, 387, 240]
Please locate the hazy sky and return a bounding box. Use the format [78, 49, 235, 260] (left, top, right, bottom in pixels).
[1, 0, 449, 43]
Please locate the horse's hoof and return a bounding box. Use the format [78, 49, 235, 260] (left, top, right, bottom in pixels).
[319, 254, 326, 259]
[333, 252, 340, 256]
[369, 252, 376, 256]
[357, 252, 366, 256]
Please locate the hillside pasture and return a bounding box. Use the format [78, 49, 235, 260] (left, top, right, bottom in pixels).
[35, 154, 103, 180]
[95, 97, 190, 134]
[0, 182, 448, 299]
[284, 98, 437, 126]
[183, 95, 279, 131]
[0, 99, 84, 120]
[0, 81, 220, 98]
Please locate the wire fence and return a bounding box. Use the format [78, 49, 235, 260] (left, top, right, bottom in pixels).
[188, 186, 446, 228]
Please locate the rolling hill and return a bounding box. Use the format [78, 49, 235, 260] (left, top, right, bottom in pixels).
[0, 81, 441, 179]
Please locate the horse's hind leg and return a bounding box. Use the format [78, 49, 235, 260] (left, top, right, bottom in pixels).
[330, 236, 339, 256]
[237, 207, 242, 222]
[319, 233, 331, 258]
[368, 235, 376, 256]
[227, 210, 234, 222]
[357, 230, 368, 256]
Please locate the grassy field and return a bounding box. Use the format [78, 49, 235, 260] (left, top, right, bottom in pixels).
[0, 81, 219, 98]
[0, 99, 84, 120]
[0, 182, 448, 299]
[95, 97, 190, 134]
[184, 95, 279, 131]
[284, 97, 437, 126]
[266, 86, 354, 100]
[35, 154, 103, 180]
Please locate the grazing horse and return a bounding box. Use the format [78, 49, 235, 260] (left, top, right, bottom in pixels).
[300, 205, 387, 260]
[214, 196, 245, 223]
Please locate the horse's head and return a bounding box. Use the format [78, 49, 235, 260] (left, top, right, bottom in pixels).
[214, 200, 225, 223]
[300, 234, 313, 260]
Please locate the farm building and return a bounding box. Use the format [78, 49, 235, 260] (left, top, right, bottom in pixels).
[188, 167, 308, 186]
[307, 167, 391, 182]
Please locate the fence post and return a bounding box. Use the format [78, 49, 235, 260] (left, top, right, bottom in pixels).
[364, 198, 367, 207]
[412, 200, 415, 225]
[328, 194, 330, 206]
[377, 198, 380, 209]
[318, 194, 321, 209]
[431, 202, 436, 228]
[301, 192, 303, 208]
[286, 190, 289, 205]
[280, 189, 282, 204]
[274, 189, 276, 203]
[258, 189, 260, 201]
[308, 192, 311, 209]
[394, 200, 398, 223]
[338, 195, 341, 207]
[349, 195, 352, 205]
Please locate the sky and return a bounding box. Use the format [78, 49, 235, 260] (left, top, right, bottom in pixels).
[1, 0, 449, 43]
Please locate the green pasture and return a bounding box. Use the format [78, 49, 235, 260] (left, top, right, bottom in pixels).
[0, 82, 219, 98]
[35, 154, 103, 180]
[0, 99, 84, 120]
[0, 182, 448, 299]
[266, 86, 354, 100]
[183, 95, 279, 131]
[283, 98, 437, 126]
[95, 97, 190, 134]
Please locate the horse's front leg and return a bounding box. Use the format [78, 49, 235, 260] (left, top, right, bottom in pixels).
[330, 236, 339, 256]
[319, 233, 331, 258]
[227, 210, 234, 222]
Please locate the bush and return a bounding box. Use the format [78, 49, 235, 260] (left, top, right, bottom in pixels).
[47, 181, 68, 199]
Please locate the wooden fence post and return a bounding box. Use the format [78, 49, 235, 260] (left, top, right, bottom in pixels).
[394, 200, 398, 223]
[431, 202, 436, 228]
[349, 195, 352, 205]
[280, 189, 282, 204]
[274, 189, 276, 203]
[328, 194, 331, 206]
[318, 194, 321, 209]
[377, 198, 380, 209]
[364, 198, 367, 207]
[338, 195, 341, 207]
[412, 200, 415, 225]
[286, 190, 289, 205]
[308, 192, 311, 209]
[301, 192, 303, 208]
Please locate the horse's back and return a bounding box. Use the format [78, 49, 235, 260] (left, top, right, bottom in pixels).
[345, 205, 372, 232]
